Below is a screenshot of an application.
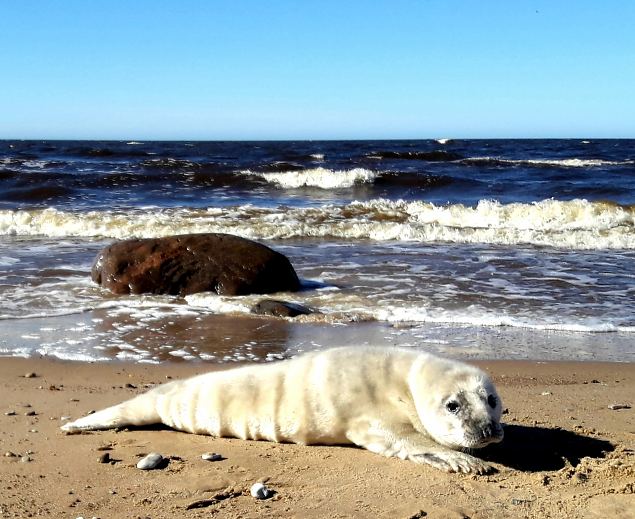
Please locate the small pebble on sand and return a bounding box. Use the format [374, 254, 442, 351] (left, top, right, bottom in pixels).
[250, 482, 274, 499]
[201, 452, 223, 462]
[136, 452, 165, 470]
[98, 452, 111, 464]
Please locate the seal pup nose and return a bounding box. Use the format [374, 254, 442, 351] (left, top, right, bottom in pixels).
[482, 421, 504, 443]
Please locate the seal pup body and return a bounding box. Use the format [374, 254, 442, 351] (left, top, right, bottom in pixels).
[62, 347, 503, 473]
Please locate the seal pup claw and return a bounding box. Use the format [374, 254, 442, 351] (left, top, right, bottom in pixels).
[62, 346, 503, 473]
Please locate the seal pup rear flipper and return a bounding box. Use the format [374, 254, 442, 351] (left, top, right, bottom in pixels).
[61, 391, 161, 432]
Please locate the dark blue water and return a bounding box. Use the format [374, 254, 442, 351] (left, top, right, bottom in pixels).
[1, 139, 634, 209]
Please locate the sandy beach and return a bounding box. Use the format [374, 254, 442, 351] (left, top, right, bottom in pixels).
[1, 356, 633, 518]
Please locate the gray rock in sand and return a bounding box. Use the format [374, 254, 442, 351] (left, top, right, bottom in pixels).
[251, 299, 315, 317]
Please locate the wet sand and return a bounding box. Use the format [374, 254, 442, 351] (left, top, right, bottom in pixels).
[3, 310, 634, 363]
[1, 356, 633, 518]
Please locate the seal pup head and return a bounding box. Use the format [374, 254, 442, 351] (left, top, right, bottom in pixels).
[409, 357, 504, 450]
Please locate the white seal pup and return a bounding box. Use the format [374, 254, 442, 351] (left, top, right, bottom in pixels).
[62, 346, 503, 473]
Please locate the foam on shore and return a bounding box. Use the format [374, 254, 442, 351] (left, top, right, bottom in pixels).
[2, 198, 633, 249]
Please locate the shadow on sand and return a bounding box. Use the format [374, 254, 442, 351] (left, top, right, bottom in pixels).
[113, 423, 615, 473]
[480, 424, 614, 472]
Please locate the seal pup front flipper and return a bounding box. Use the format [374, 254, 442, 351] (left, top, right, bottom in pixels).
[345, 419, 494, 474]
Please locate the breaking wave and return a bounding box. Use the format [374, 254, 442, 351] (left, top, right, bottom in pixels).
[1, 198, 633, 249]
[363, 151, 634, 168]
[460, 157, 634, 168]
[243, 167, 378, 189]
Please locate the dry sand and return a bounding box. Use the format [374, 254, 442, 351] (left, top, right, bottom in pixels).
[0, 356, 633, 518]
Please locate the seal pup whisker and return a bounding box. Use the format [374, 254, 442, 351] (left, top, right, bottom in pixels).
[61, 346, 504, 474]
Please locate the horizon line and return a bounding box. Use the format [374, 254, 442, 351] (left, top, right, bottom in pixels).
[1, 136, 633, 142]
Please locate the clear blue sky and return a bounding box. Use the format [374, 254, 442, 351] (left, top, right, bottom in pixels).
[1, 1, 634, 140]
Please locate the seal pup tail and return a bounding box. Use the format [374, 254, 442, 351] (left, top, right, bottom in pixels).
[61, 391, 161, 432]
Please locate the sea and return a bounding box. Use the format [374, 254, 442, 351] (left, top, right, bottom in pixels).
[1, 139, 634, 364]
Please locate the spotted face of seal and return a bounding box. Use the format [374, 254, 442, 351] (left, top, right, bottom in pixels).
[414, 371, 504, 451]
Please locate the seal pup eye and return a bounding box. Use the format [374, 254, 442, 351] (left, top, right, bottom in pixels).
[487, 394, 497, 408]
[445, 401, 460, 414]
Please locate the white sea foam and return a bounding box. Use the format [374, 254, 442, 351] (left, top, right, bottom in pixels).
[0, 256, 19, 267]
[436, 138, 452, 144]
[180, 288, 635, 334]
[523, 158, 624, 167]
[1, 198, 633, 249]
[185, 293, 255, 314]
[169, 349, 196, 359]
[0, 348, 31, 358]
[463, 156, 633, 168]
[243, 167, 378, 189]
[1, 277, 633, 364]
[181, 291, 635, 334]
[0, 158, 50, 169]
[373, 305, 629, 333]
